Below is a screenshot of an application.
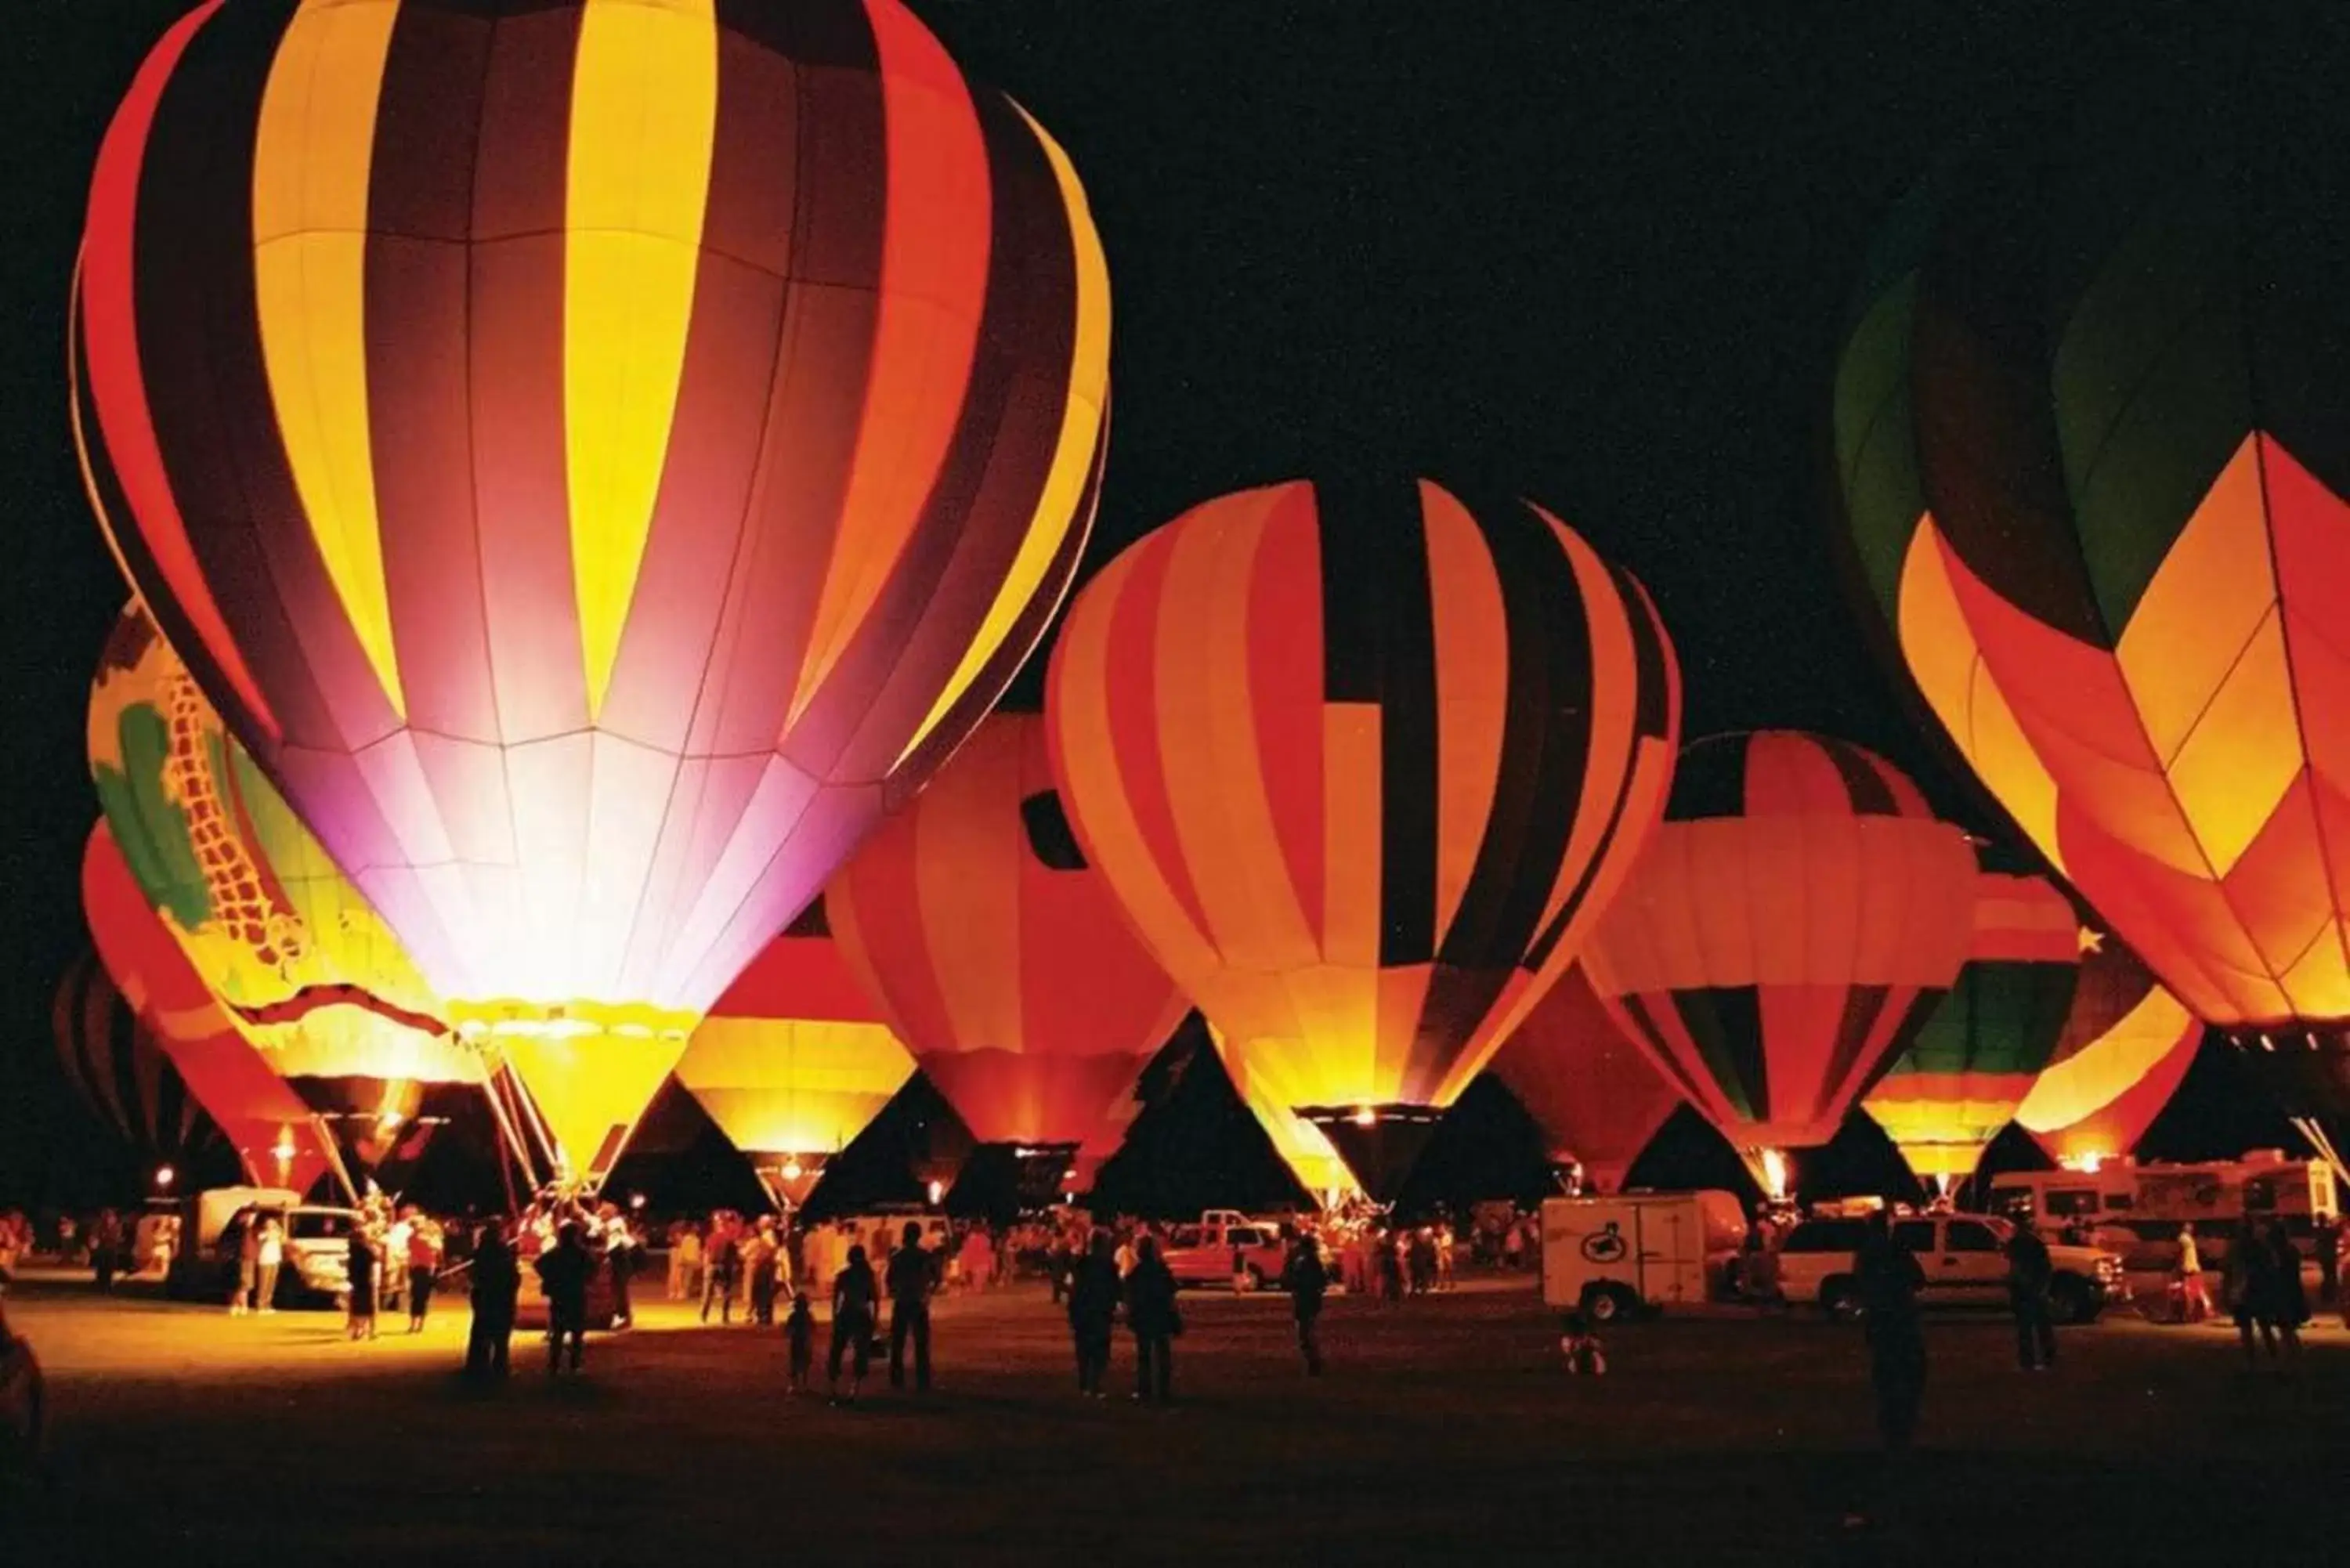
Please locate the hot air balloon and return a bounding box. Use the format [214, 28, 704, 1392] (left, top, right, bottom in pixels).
[673, 898, 915, 1208]
[52, 949, 221, 1178]
[831, 714, 1187, 1190]
[74, 0, 1109, 1186]
[89, 609, 486, 1175]
[1862, 871, 2084, 1188]
[1490, 966, 1680, 1195]
[2014, 932, 2203, 1172]
[83, 822, 342, 1198]
[1579, 732, 1976, 1194]
[1832, 43, 2350, 1175]
[1046, 478, 1681, 1199]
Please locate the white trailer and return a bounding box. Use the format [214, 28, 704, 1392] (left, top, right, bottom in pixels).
[1540, 1190, 1747, 1321]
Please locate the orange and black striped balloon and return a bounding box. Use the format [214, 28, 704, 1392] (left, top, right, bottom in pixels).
[1580, 732, 1976, 1168]
[53, 948, 219, 1171]
[831, 714, 1188, 1151]
[72, 0, 1109, 1046]
[1045, 477, 1681, 1190]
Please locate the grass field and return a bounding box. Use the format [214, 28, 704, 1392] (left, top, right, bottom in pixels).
[8, 1274, 2347, 1566]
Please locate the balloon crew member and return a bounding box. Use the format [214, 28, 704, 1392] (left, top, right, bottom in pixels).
[2005, 1216, 2056, 1371]
[466, 1220, 520, 1381]
[1283, 1232, 1329, 1375]
[887, 1222, 937, 1392]
[829, 1244, 879, 1404]
[535, 1222, 592, 1377]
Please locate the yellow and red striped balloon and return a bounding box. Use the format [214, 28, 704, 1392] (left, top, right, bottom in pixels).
[1046, 478, 1680, 1197]
[72, 0, 1108, 1181]
[2014, 933, 2202, 1170]
[831, 714, 1188, 1153]
[672, 898, 914, 1205]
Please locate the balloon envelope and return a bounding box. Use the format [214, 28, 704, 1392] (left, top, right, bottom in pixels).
[833, 714, 1187, 1153]
[673, 897, 916, 1204]
[1863, 872, 2084, 1183]
[1047, 477, 1680, 1198]
[2014, 933, 2202, 1169]
[89, 609, 479, 1164]
[1490, 966, 1680, 1194]
[82, 822, 338, 1196]
[1834, 55, 2350, 1044]
[1581, 731, 1976, 1174]
[74, 0, 1109, 1180]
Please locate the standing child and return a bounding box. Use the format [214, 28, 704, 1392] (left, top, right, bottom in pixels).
[785, 1292, 815, 1395]
[1560, 1310, 1607, 1375]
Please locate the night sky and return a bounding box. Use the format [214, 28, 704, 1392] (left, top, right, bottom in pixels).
[0, 2, 2296, 1205]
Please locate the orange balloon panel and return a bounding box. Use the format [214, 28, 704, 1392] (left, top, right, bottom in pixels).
[1491, 966, 1679, 1194]
[81, 823, 336, 1196]
[673, 899, 915, 1165]
[2014, 934, 2203, 1168]
[1046, 478, 1681, 1157]
[831, 714, 1187, 1147]
[1582, 732, 1976, 1158]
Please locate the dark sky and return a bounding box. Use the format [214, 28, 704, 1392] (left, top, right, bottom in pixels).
[0, 2, 2269, 1201]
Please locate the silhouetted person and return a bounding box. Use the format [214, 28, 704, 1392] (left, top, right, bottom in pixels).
[2269, 1220, 2307, 1364]
[466, 1221, 520, 1380]
[536, 1222, 592, 1376]
[1068, 1231, 1120, 1396]
[1855, 1211, 1927, 1451]
[703, 1220, 741, 1324]
[829, 1244, 878, 1404]
[887, 1221, 936, 1392]
[1284, 1233, 1329, 1375]
[1125, 1236, 1179, 1404]
[785, 1292, 815, 1395]
[2224, 1218, 2280, 1364]
[2005, 1216, 2056, 1371]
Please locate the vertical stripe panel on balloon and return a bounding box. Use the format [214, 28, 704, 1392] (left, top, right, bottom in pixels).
[823, 90, 1081, 779]
[1247, 483, 1329, 941]
[468, 4, 588, 744]
[1419, 484, 1511, 958]
[1687, 984, 1769, 1127]
[1315, 478, 1438, 967]
[132, 2, 356, 754]
[563, 0, 719, 719]
[896, 101, 1112, 768]
[1418, 494, 1592, 1095]
[593, 20, 795, 758]
[1156, 490, 1293, 970]
[787, 0, 992, 721]
[706, 22, 884, 760]
[78, 0, 277, 735]
[251, 0, 404, 717]
[1108, 531, 1218, 944]
[1047, 545, 1223, 991]
[923, 728, 1028, 1052]
[367, 2, 501, 745]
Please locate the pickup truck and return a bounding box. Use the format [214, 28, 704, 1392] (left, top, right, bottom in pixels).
[1159, 1221, 1291, 1290]
[1777, 1212, 2125, 1324]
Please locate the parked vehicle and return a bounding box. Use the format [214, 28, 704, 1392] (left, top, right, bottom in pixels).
[1777, 1212, 2124, 1324]
[1161, 1219, 1289, 1289]
[1986, 1153, 2337, 1279]
[1539, 1191, 1748, 1320]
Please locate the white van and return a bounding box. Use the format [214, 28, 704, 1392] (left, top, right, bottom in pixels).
[1540, 1191, 1748, 1320]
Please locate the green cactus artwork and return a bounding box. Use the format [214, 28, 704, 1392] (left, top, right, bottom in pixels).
[92, 701, 212, 933]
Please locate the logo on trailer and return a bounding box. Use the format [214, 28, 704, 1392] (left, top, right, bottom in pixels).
[1581, 1221, 1627, 1264]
